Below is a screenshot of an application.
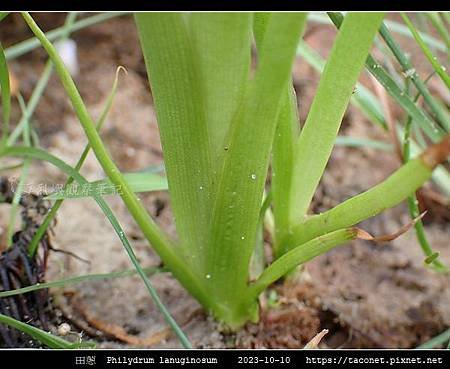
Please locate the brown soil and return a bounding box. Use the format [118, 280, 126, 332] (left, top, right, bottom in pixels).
[0, 13, 449, 348]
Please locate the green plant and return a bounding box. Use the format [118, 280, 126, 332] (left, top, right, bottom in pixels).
[298, 13, 450, 272]
[325, 12, 450, 271]
[0, 14, 187, 346]
[0, 313, 95, 349]
[4, 12, 450, 333]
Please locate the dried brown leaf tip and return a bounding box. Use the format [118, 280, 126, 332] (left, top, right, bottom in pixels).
[421, 134, 450, 170]
[304, 329, 329, 349]
[354, 212, 426, 243]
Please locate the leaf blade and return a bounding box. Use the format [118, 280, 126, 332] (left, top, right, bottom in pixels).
[135, 13, 213, 269]
[289, 12, 385, 223]
[188, 13, 252, 162]
[283, 138, 448, 250]
[249, 228, 357, 298]
[206, 13, 307, 322]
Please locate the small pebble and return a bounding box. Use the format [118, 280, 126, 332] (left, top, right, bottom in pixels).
[57, 322, 71, 336]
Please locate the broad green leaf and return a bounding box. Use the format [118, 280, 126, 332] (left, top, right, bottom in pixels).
[135, 13, 213, 269]
[188, 13, 252, 163]
[297, 42, 387, 129]
[289, 13, 385, 224]
[205, 13, 307, 325]
[46, 171, 168, 199]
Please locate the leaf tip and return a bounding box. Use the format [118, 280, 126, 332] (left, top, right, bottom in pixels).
[353, 212, 426, 243]
[304, 329, 329, 349]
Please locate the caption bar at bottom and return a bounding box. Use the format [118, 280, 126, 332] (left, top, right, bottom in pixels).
[0, 349, 448, 368]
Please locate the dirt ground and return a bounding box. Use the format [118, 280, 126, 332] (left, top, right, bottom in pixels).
[0, 13, 449, 348]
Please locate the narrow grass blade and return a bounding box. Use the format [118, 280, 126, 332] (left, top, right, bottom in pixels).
[426, 13, 450, 53]
[0, 313, 93, 348]
[12, 13, 78, 255]
[283, 136, 450, 250]
[402, 92, 448, 273]
[0, 146, 193, 348]
[378, 21, 450, 131]
[7, 12, 78, 146]
[308, 13, 447, 52]
[402, 13, 450, 90]
[95, 200, 192, 348]
[328, 12, 445, 143]
[406, 195, 447, 272]
[205, 13, 306, 325]
[7, 62, 53, 145]
[28, 65, 122, 257]
[135, 13, 214, 268]
[0, 43, 11, 147]
[46, 171, 168, 200]
[188, 13, 252, 164]
[289, 13, 384, 224]
[0, 266, 166, 298]
[6, 94, 32, 248]
[6, 159, 30, 247]
[335, 136, 393, 151]
[5, 13, 129, 60]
